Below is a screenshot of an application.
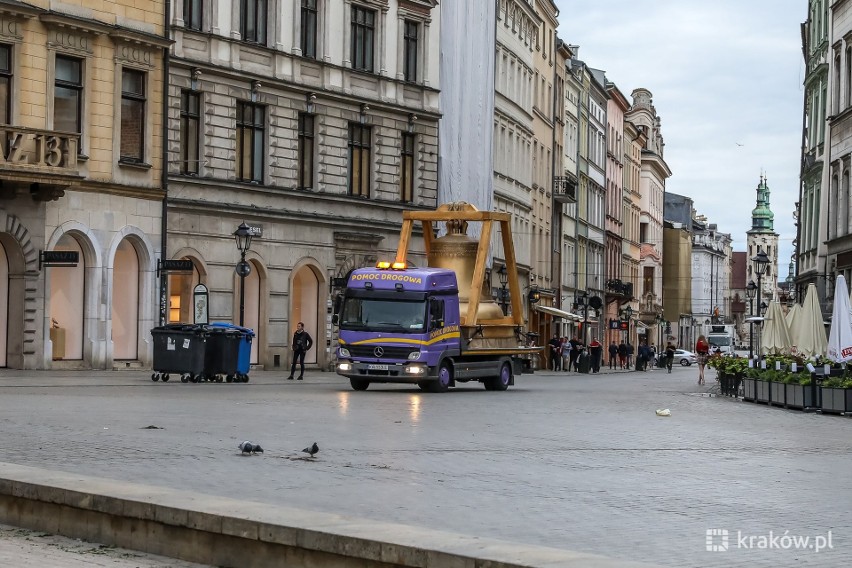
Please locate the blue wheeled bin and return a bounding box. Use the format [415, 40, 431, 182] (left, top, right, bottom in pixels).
[207, 323, 255, 382]
[150, 324, 208, 383]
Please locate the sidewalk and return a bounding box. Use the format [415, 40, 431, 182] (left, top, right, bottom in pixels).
[0, 523, 209, 568]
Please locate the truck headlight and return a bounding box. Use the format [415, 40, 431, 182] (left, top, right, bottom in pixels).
[338, 347, 351, 358]
[408, 350, 421, 361]
[405, 365, 426, 375]
[337, 362, 352, 372]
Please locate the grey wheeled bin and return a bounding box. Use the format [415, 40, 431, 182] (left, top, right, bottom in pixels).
[150, 324, 208, 383]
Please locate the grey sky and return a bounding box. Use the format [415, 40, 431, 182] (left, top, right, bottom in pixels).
[555, 0, 804, 277]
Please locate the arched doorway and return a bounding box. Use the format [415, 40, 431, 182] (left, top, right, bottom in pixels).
[49, 235, 85, 361]
[167, 260, 201, 323]
[112, 239, 139, 360]
[243, 259, 261, 364]
[291, 266, 320, 365]
[0, 241, 7, 367]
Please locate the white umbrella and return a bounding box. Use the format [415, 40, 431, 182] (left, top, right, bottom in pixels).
[827, 275, 852, 362]
[761, 300, 793, 355]
[792, 284, 827, 358]
[785, 302, 801, 329]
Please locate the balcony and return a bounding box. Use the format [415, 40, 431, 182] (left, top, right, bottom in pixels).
[605, 279, 633, 299]
[0, 126, 83, 202]
[553, 175, 577, 203]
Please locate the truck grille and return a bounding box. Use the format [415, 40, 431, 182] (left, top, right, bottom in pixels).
[349, 345, 418, 360]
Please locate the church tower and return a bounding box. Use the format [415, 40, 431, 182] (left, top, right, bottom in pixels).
[746, 174, 779, 302]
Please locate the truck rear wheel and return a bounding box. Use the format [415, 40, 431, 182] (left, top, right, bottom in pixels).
[484, 362, 511, 391]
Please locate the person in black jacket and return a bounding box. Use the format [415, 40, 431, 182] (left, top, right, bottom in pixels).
[287, 322, 313, 380]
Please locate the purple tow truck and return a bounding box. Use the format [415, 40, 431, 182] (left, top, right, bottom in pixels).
[334, 265, 534, 392]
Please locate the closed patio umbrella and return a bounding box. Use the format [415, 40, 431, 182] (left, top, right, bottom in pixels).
[792, 283, 827, 358]
[760, 300, 793, 356]
[827, 275, 852, 363]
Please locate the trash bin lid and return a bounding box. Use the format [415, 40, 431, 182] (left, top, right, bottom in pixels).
[210, 322, 255, 336]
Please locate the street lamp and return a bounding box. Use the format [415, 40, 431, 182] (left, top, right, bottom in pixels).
[234, 222, 254, 327]
[496, 264, 509, 315]
[752, 250, 770, 360]
[746, 279, 757, 359]
[620, 305, 633, 347]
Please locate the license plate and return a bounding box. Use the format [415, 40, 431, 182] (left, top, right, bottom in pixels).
[367, 364, 388, 371]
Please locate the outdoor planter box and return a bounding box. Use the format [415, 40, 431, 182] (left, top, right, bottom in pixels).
[785, 383, 819, 410]
[769, 381, 786, 406]
[718, 374, 742, 397]
[742, 377, 756, 402]
[819, 387, 852, 414]
[755, 380, 771, 404]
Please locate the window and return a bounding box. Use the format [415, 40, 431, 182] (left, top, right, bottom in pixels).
[351, 6, 375, 72]
[184, 0, 202, 30]
[236, 101, 264, 182]
[54, 55, 82, 136]
[298, 113, 314, 189]
[403, 20, 418, 82]
[348, 123, 371, 197]
[180, 90, 200, 175]
[0, 44, 10, 125]
[120, 68, 146, 163]
[301, 0, 318, 58]
[241, 0, 267, 44]
[400, 132, 415, 202]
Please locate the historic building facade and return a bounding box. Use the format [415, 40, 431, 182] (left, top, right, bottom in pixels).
[0, 0, 168, 369]
[625, 88, 669, 347]
[796, 0, 829, 309]
[166, 0, 440, 370]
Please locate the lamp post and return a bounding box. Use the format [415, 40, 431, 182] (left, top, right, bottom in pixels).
[233, 222, 253, 327]
[752, 250, 770, 361]
[746, 279, 757, 359]
[620, 305, 633, 347]
[497, 264, 509, 315]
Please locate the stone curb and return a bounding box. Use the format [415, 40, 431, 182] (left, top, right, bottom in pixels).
[0, 462, 657, 568]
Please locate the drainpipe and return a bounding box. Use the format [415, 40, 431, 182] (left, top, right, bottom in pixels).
[159, 0, 171, 326]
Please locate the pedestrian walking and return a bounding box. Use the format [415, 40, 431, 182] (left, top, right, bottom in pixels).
[608, 341, 618, 369]
[548, 333, 562, 371]
[287, 322, 313, 380]
[589, 337, 602, 373]
[695, 334, 710, 385]
[665, 342, 675, 373]
[617, 341, 627, 369]
[562, 337, 572, 372]
[626, 342, 634, 369]
[569, 336, 582, 372]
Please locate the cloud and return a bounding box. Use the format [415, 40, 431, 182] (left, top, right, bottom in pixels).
[556, 0, 803, 273]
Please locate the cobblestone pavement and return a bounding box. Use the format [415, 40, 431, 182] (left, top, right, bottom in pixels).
[0, 363, 849, 568]
[0, 523, 209, 567]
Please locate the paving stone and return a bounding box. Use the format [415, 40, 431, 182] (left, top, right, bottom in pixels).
[0, 365, 847, 567]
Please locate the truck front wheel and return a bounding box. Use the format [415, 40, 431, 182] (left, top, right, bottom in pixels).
[427, 361, 452, 393]
[484, 362, 512, 391]
[350, 378, 370, 391]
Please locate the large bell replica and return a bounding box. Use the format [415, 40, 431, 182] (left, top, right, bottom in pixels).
[427, 202, 516, 348]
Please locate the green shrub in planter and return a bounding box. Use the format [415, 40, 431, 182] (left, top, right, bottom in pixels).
[819, 377, 852, 414]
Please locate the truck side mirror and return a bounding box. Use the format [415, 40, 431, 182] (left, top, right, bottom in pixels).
[332, 295, 343, 326]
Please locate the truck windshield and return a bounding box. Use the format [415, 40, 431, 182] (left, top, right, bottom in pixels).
[708, 336, 731, 347]
[340, 298, 427, 333]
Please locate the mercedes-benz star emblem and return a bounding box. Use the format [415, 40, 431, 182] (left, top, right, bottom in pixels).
[373, 346, 384, 357]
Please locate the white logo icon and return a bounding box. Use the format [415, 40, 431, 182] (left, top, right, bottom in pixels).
[706, 529, 728, 552]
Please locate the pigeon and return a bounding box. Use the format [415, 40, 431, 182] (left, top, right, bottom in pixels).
[302, 442, 319, 457]
[239, 441, 264, 454]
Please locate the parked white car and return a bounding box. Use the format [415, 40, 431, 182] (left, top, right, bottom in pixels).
[674, 349, 697, 366]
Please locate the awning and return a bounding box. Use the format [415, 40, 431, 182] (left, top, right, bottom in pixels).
[535, 305, 581, 321]
[635, 321, 649, 329]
